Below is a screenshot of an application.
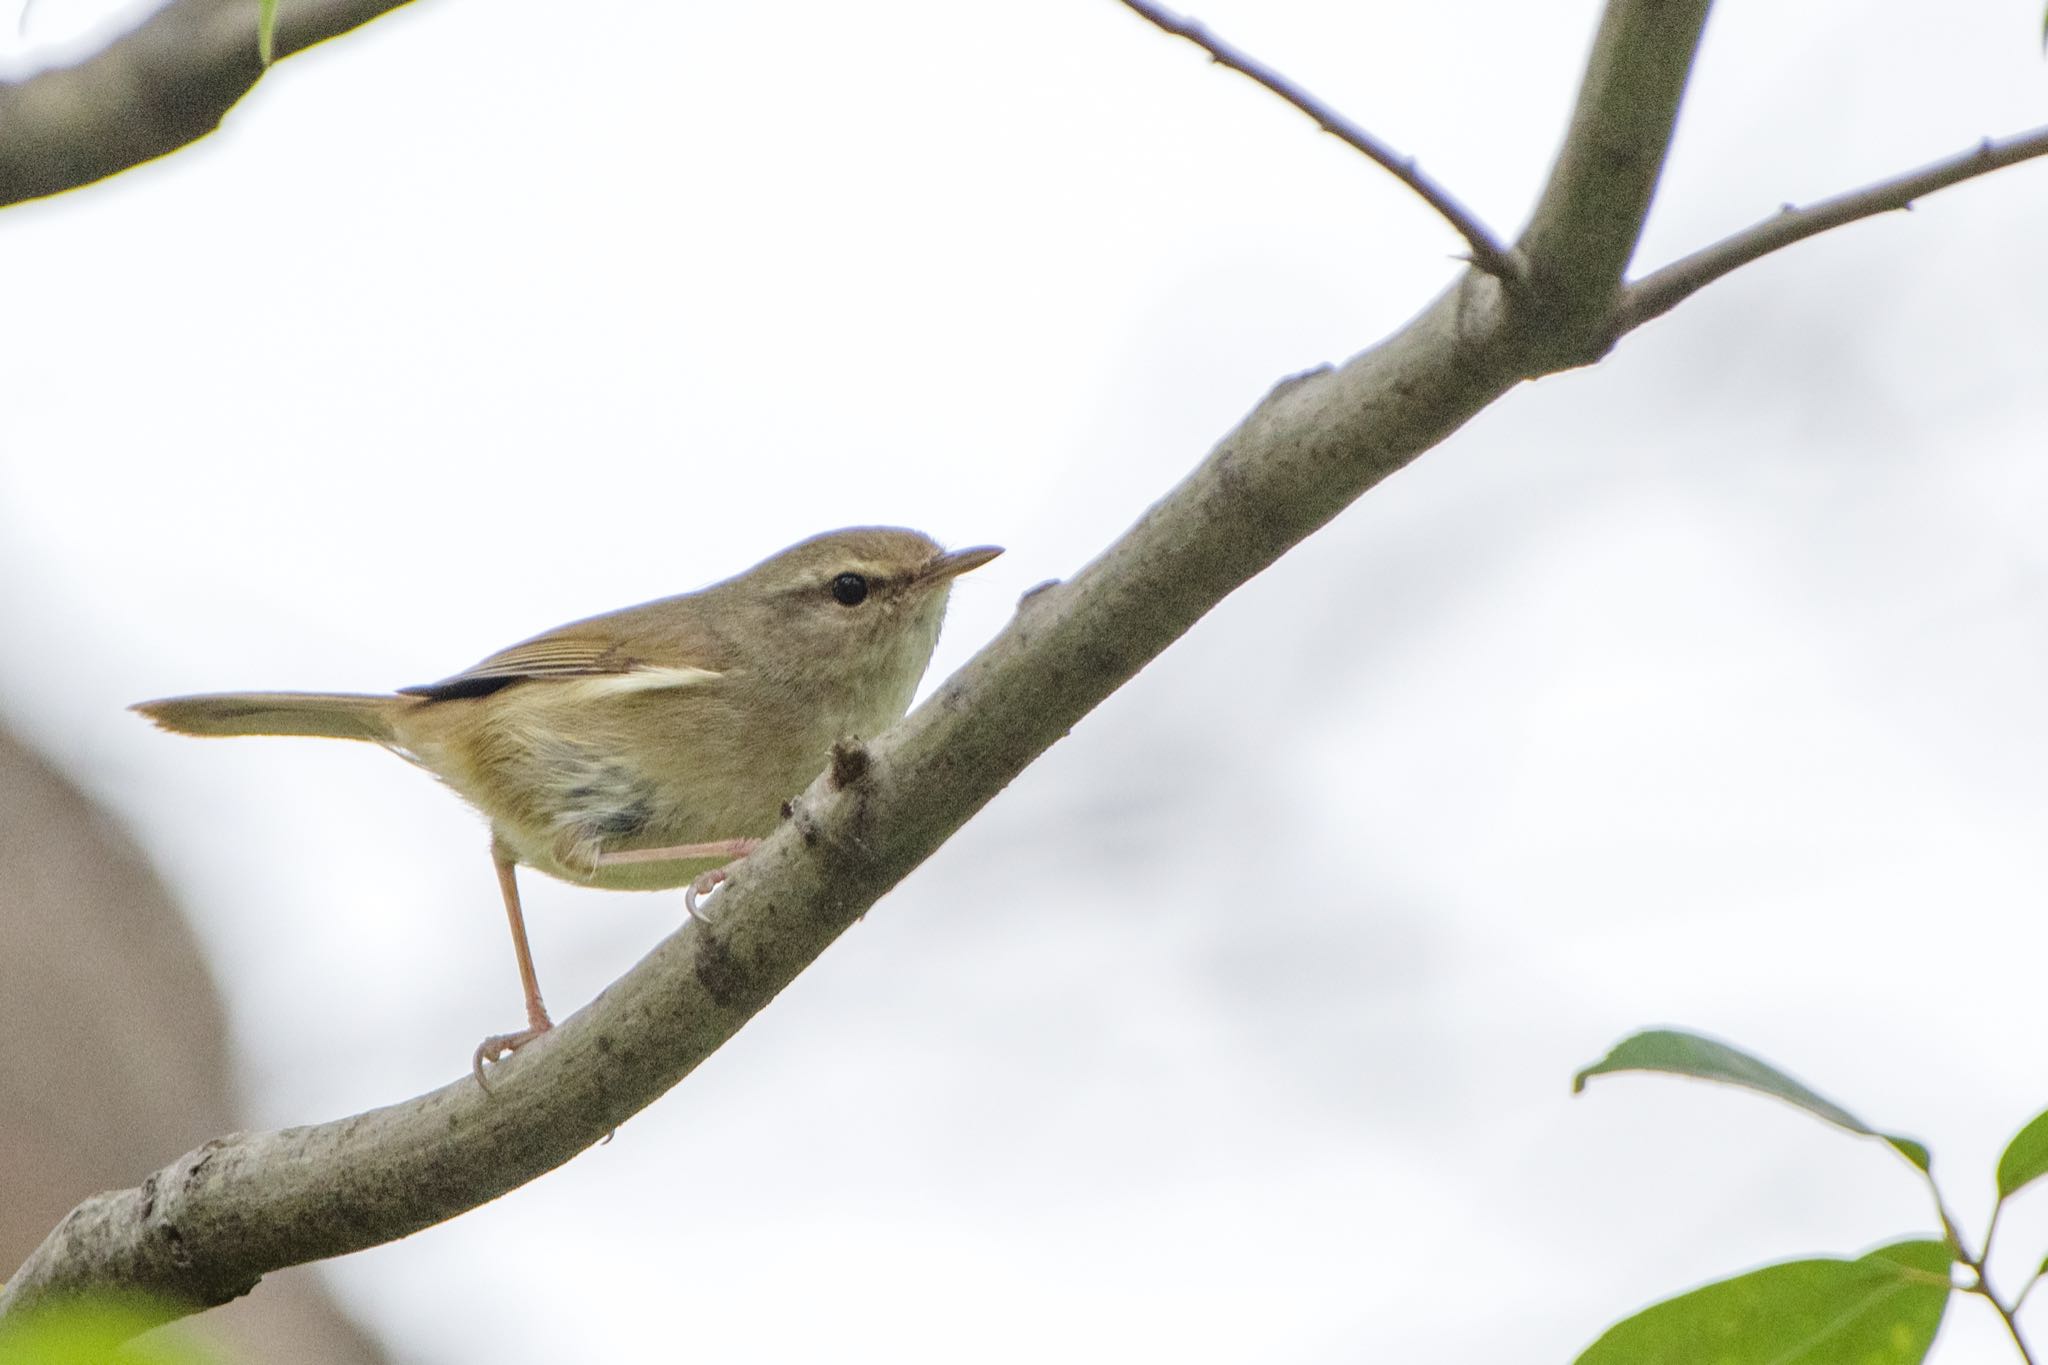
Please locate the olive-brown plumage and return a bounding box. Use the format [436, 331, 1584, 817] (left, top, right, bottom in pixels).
[135, 527, 1000, 1081]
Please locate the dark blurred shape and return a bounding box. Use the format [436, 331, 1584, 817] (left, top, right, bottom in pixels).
[0, 726, 389, 1364]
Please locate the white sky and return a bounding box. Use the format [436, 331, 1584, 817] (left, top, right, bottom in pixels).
[3, 0, 2047, 1361]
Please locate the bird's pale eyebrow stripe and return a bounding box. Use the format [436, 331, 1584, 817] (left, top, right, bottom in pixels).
[558, 666, 724, 696]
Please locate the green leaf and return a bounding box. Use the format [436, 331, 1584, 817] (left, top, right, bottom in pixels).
[258, 0, 279, 66]
[1996, 1105, 2048, 1199]
[1574, 1029, 1932, 1172]
[1575, 1239, 1952, 1365]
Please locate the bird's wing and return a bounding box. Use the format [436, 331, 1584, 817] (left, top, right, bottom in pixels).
[399, 606, 726, 701]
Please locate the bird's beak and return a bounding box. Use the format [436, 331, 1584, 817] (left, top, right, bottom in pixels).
[918, 544, 1004, 586]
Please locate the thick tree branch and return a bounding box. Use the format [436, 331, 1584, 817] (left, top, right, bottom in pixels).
[6, 0, 2046, 1338]
[1114, 0, 1520, 283]
[0, 0, 417, 208]
[1619, 124, 2048, 329]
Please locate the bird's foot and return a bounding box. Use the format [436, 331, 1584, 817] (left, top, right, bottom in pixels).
[683, 841, 764, 920]
[472, 1014, 553, 1091]
[684, 864, 730, 920]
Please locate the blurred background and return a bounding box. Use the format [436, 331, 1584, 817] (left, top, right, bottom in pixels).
[2, 0, 2044, 1360]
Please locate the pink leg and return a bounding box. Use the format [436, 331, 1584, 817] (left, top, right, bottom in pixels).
[595, 837, 761, 867]
[472, 851, 554, 1089]
[597, 837, 762, 923]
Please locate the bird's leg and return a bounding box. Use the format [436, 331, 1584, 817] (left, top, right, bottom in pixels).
[595, 837, 761, 867]
[472, 850, 554, 1088]
[596, 837, 762, 922]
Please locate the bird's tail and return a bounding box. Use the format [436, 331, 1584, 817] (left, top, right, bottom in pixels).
[132, 692, 402, 744]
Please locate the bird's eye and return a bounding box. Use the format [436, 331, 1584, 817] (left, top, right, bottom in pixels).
[831, 572, 869, 606]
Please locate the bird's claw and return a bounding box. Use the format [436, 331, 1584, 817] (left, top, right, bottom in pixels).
[683, 866, 729, 922]
[471, 1019, 552, 1091]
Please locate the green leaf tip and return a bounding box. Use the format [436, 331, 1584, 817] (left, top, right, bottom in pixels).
[1996, 1104, 2048, 1199]
[1574, 1239, 1952, 1365]
[258, 0, 279, 66]
[1574, 1028, 1932, 1172]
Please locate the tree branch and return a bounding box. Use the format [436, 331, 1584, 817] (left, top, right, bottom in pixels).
[5, 0, 2046, 1338]
[1619, 124, 2048, 330]
[1513, 0, 1713, 363]
[1114, 0, 1520, 283]
[0, 278, 1528, 1326]
[0, 0, 418, 209]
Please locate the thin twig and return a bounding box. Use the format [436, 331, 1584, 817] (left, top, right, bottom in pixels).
[1115, 0, 1520, 284]
[1621, 124, 2048, 329]
[1950, 1193, 2036, 1364]
[1963, 1262, 2039, 1365]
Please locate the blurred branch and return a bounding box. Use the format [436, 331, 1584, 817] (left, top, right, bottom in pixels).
[0, 0, 418, 208]
[5, 0, 2046, 1338]
[1114, 0, 1520, 283]
[1620, 124, 2048, 329]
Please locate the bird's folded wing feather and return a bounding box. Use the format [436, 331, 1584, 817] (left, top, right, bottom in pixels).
[399, 605, 727, 701]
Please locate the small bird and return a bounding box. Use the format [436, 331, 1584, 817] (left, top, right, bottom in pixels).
[134, 527, 1001, 1082]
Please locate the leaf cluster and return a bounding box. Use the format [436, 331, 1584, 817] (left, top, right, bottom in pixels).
[1575, 1030, 2048, 1363]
